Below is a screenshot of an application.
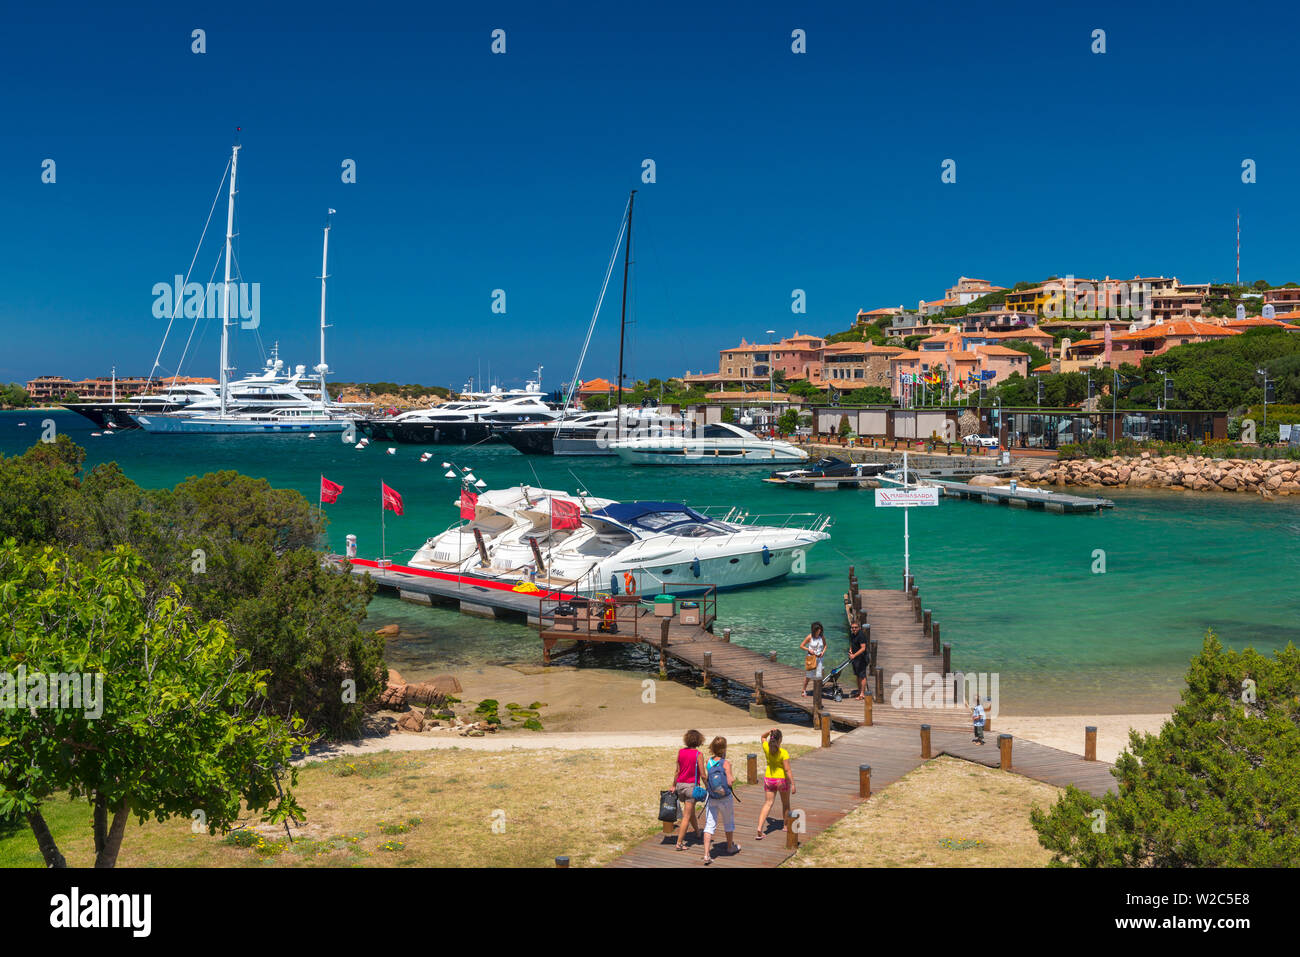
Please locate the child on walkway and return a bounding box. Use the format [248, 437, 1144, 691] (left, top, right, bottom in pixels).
[701, 736, 738, 864]
[755, 728, 794, 840]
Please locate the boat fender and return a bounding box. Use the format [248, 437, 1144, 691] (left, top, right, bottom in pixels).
[610, 574, 620, 595]
[691, 558, 701, 578]
[762, 545, 771, 566]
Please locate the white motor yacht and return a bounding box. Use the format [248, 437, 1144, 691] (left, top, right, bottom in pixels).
[610, 421, 808, 466]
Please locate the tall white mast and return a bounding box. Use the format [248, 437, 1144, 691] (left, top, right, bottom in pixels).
[219, 142, 241, 417]
[316, 209, 334, 406]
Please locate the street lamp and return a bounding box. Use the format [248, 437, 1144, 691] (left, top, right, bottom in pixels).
[766, 329, 776, 429]
[1257, 367, 1270, 431]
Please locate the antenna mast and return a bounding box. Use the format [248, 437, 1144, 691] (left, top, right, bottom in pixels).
[317, 209, 334, 405]
[219, 141, 240, 417]
[616, 189, 636, 442]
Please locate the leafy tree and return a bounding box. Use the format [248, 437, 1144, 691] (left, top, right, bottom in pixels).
[0, 383, 32, 408]
[0, 544, 311, 867]
[721, 406, 735, 423]
[583, 394, 611, 411]
[776, 408, 800, 435]
[1031, 632, 1300, 866]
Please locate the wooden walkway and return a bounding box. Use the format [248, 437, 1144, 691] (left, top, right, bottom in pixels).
[610, 723, 1117, 868]
[553, 569, 972, 731]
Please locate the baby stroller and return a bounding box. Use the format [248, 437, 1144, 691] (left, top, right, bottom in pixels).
[820, 658, 852, 702]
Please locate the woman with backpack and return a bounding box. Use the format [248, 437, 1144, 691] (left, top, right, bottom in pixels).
[755, 727, 795, 840]
[701, 736, 738, 864]
[671, 729, 707, 850]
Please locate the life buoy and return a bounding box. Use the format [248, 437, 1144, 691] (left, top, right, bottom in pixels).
[623, 572, 637, 595]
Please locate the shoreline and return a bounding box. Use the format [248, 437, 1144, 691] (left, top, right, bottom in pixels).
[341, 659, 1170, 766]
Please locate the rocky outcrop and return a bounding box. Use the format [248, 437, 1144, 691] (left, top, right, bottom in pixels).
[373, 624, 401, 637]
[405, 675, 463, 705]
[1026, 453, 1300, 496]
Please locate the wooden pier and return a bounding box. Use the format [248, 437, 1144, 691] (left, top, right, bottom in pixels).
[610, 722, 1117, 868]
[932, 480, 1114, 513]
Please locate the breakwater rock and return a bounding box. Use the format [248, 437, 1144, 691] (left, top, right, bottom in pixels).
[1025, 453, 1300, 496]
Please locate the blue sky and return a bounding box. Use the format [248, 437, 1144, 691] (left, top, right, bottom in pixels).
[2, 0, 1297, 389]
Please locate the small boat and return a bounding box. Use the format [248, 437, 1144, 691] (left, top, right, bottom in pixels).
[765, 457, 889, 488]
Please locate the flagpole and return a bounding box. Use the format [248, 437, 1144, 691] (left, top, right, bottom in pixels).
[381, 479, 386, 562]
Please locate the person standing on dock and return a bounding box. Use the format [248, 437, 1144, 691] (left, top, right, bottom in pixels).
[755, 729, 794, 840]
[972, 698, 986, 745]
[801, 622, 826, 697]
[672, 730, 706, 850]
[701, 736, 738, 864]
[847, 620, 869, 699]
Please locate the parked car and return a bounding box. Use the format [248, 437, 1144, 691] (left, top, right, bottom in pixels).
[963, 434, 999, 448]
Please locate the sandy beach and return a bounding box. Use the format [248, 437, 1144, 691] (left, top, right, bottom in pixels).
[319, 660, 1171, 766]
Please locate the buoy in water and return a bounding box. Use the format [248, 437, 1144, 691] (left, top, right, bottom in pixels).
[308, 432, 317, 439]
[386, 447, 396, 455]
[420, 452, 432, 462]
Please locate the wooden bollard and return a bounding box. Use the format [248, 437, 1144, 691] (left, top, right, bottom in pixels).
[555, 856, 570, 868]
[812, 677, 824, 721]
[785, 814, 799, 849]
[703, 651, 711, 686]
[754, 671, 765, 704]
[659, 618, 669, 674]
[747, 753, 758, 784]
[1084, 726, 1097, 762]
[931, 622, 940, 656]
[922, 609, 931, 638]
[913, 594, 922, 622]
[769, 650, 778, 663]
[722, 627, 731, 643]
[920, 723, 932, 758]
[998, 733, 1012, 770]
[862, 693, 873, 726]
[942, 642, 951, 676]
[874, 667, 884, 703]
[848, 564, 855, 580]
[905, 574, 914, 593]
[821, 713, 832, 748]
[859, 764, 871, 798]
[869, 638, 878, 672]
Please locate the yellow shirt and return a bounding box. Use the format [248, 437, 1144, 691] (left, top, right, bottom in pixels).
[762, 740, 789, 779]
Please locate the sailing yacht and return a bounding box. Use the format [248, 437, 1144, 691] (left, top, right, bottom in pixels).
[129, 147, 358, 434]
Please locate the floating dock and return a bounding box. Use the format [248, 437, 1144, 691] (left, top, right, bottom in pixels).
[931, 480, 1113, 512]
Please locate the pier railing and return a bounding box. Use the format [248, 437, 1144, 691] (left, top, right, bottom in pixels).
[536, 585, 718, 644]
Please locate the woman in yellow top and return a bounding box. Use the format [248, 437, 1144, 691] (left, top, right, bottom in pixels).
[754, 728, 795, 840]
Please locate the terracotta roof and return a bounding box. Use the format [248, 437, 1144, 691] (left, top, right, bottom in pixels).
[1221, 316, 1296, 329]
[1032, 363, 1053, 373]
[978, 327, 1054, 340]
[823, 341, 870, 355]
[975, 345, 1032, 357]
[580, 377, 614, 392]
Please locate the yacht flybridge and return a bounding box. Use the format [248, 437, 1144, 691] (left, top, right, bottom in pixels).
[405, 486, 831, 596]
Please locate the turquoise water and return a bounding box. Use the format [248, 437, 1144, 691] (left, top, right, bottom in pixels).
[5, 409, 1298, 715]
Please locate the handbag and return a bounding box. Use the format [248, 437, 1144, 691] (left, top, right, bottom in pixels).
[691, 762, 707, 802]
[658, 789, 679, 823]
[804, 653, 818, 671]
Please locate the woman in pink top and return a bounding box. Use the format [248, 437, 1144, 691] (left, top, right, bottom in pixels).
[671, 729, 706, 850]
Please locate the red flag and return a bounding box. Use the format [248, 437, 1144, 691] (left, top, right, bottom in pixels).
[550, 498, 581, 530]
[320, 476, 344, 504]
[460, 489, 478, 520]
[382, 482, 403, 516]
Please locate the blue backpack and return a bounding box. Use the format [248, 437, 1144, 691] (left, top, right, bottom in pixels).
[705, 758, 731, 799]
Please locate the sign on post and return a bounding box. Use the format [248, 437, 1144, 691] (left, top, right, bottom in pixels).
[874, 487, 939, 508]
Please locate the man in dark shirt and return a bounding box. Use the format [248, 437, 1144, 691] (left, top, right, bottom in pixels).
[847, 619, 869, 699]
